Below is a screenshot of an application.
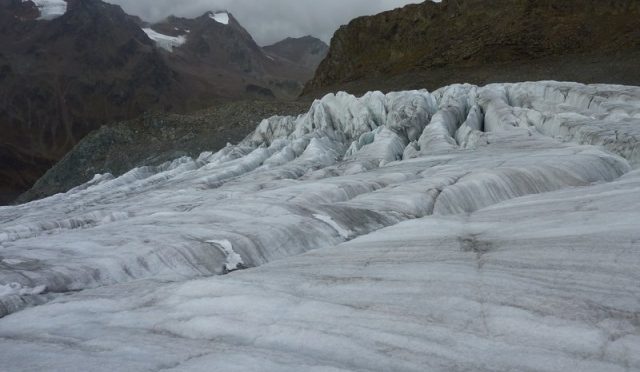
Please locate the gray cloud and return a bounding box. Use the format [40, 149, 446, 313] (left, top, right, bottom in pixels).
[105, 0, 424, 45]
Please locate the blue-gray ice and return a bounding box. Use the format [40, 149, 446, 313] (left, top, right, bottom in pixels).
[0, 81, 639, 371]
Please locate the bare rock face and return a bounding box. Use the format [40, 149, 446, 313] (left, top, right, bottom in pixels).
[304, 0, 640, 96]
[0, 1, 323, 204]
[17, 100, 310, 203]
[147, 12, 313, 99]
[0, 0, 176, 204]
[264, 36, 329, 72]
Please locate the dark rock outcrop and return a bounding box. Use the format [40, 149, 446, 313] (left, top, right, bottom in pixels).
[150, 12, 313, 99]
[0, 1, 324, 204]
[264, 36, 329, 71]
[17, 100, 310, 202]
[304, 0, 640, 96]
[1, 0, 178, 204]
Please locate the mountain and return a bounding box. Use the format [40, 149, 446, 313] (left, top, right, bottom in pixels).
[1, 82, 639, 371]
[0, 0, 326, 205]
[0, 0, 177, 204]
[144, 12, 320, 99]
[1, 1, 639, 369]
[304, 0, 640, 96]
[264, 35, 329, 72]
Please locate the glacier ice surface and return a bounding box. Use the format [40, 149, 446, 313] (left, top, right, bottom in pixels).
[0, 81, 639, 371]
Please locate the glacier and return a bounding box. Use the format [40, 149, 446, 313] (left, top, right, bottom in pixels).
[0, 81, 639, 371]
[142, 28, 187, 52]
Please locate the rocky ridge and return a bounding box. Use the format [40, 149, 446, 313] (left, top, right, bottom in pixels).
[0, 0, 327, 204]
[304, 0, 640, 96]
[1, 0, 174, 204]
[264, 35, 329, 71]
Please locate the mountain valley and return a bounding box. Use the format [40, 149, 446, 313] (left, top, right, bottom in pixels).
[0, 0, 326, 204]
[1, 1, 640, 371]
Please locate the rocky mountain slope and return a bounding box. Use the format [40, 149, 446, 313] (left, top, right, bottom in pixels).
[145, 12, 326, 99]
[1, 0, 176, 204]
[0, 0, 326, 204]
[304, 0, 640, 96]
[264, 35, 329, 72]
[18, 100, 309, 202]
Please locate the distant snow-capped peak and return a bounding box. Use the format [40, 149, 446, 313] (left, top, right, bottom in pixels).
[209, 11, 229, 25]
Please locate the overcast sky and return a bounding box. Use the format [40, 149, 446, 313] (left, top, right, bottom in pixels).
[106, 0, 425, 45]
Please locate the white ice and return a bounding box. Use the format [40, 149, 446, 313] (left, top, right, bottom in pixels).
[0, 283, 45, 297]
[210, 11, 229, 25]
[206, 239, 244, 272]
[23, 0, 67, 20]
[0, 81, 639, 371]
[313, 214, 353, 239]
[142, 28, 187, 52]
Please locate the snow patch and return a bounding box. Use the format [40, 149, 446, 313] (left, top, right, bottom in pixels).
[207, 240, 244, 272]
[313, 214, 353, 239]
[23, 0, 67, 20]
[142, 28, 187, 52]
[210, 11, 229, 25]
